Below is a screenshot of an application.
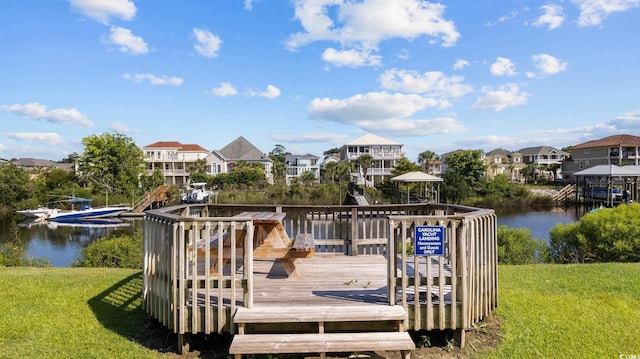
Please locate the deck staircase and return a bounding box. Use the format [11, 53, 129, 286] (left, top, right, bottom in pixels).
[133, 185, 170, 213]
[229, 305, 415, 359]
[553, 184, 576, 202]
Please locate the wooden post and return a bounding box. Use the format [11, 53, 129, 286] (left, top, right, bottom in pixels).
[351, 207, 358, 256]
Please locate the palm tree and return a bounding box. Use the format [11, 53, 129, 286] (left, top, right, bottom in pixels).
[417, 150, 438, 164]
[357, 154, 374, 186]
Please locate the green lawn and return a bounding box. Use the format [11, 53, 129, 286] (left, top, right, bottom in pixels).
[1, 264, 639, 358]
[485, 263, 640, 358]
[0, 267, 160, 359]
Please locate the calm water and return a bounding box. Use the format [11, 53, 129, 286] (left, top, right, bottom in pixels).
[0, 217, 142, 267]
[1, 208, 581, 267]
[497, 208, 582, 241]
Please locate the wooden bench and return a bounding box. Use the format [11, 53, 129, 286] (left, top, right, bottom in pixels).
[230, 305, 414, 359]
[229, 332, 414, 358]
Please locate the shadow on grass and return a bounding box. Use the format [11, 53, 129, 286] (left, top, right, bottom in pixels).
[87, 271, 232, 358]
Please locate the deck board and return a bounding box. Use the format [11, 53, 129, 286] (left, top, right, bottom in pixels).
[191, 254, 452, 307]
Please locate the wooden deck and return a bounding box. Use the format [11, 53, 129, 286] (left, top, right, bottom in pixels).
[190, 254, 451, 307]
[143, 203, 498, 357]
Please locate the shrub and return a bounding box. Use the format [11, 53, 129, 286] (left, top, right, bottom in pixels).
[0, 220, 51, 267]
[497, 225, 550, 264]
[75, 230, 143, 269]
[550, 203, 640, 263]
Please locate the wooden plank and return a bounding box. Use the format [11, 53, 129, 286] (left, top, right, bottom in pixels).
[234, 305, 408, 323]
[229, 332, 415, 354]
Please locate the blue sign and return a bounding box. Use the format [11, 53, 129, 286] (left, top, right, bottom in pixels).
[414, 225, 445, 256]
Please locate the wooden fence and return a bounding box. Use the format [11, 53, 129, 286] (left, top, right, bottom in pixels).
[142, 203, 497, 349]
[387, 207, 498, 344]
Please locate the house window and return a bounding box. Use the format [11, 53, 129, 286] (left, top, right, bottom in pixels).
[584, 149, 590, 155]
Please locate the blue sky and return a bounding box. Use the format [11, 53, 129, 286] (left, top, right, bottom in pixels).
[2, 0, 640, 162]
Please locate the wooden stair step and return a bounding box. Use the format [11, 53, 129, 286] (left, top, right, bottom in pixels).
[234, 305, 408, 324]
[229, 332, 415, 355]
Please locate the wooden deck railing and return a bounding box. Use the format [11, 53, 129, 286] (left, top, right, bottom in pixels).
[142, 203, 497, 350]
[387, 206, 498, 344]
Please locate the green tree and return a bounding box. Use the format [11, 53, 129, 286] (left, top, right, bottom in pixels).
[141, 168, 166, 192]
[391, 156, 422, 176]
[187, 158, 211, 184]
[300, 171, 317, 186]
[441, 150, 486, 204]
[357, 154, 374, 185]
[417, 150, 438, 164]
[321, 161, 338, 184]
[78, 132, 145, 197]
[323, 147, 340, 157]
[269, 145, 289, 185]
[0, 163, 32, 208]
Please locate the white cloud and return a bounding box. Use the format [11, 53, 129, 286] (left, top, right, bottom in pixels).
[534, 4, 565, 30]
[258, 85, 281, 99]
[286, 0, 459, 67]
[456, 135, 519, 149]
[452, 59, 469, 70]
[532, 53, 568, 75]
[271, 133, 350, 143]
[306, 91, 466, 135]
[69, 0, 136, 24]
[1, 102, 93, 127]
[244, 0, 258, 10]
[6, 132, 65, 146]
[490, 57, 517, 76]
[322, 47, 382, 67]
[607, 109, 640, 129]
[571, 0, 640, 26]
[308, 92, 442, 123]
[358, 117, 469, 136]
[471, 83, 530, 111]
[122, 73, 184, 86]
[209, 82, 238, 97]
[379, 69, 472, 98]
[193, 28, 222, 58]
[105, 27, 149, 55]
[109, 122, 131, 132]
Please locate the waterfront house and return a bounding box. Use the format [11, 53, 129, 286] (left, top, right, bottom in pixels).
[285, 153, 320, 185]
[11, 158, 75, 179]
[483, 148, 526, 181]
[216, 136, 274, 184]
[143, 141, 210, 186]
[562, 134, 640, 179]
[517, 146, 569, 180]
[339, 133, 404, 186]
[422, 159, 442, 176]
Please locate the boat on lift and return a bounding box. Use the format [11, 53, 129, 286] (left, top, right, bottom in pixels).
[47, 197, 131, 222]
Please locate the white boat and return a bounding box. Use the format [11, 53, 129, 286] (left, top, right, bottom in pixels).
[16, 207, 53, 219]
[47, 197, 131, 222]
[181, 182, 213, 204]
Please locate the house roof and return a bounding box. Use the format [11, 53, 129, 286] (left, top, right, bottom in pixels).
[518, 146, 569, 156]
[485, 148, 512, 157]
[144, 141, 209, 152]
[573, 134, 640, 149]
[344, 133, 402, 146]
[218, 136, 272, 162]
[573, 164, 640, 176]
[391, 171, 443, 182]
[11, 158, 74, 171]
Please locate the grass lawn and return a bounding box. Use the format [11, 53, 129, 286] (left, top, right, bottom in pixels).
[485, 263, 640, 358]
[0, 267, 160, 359]
[0, 264, 639, 358]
